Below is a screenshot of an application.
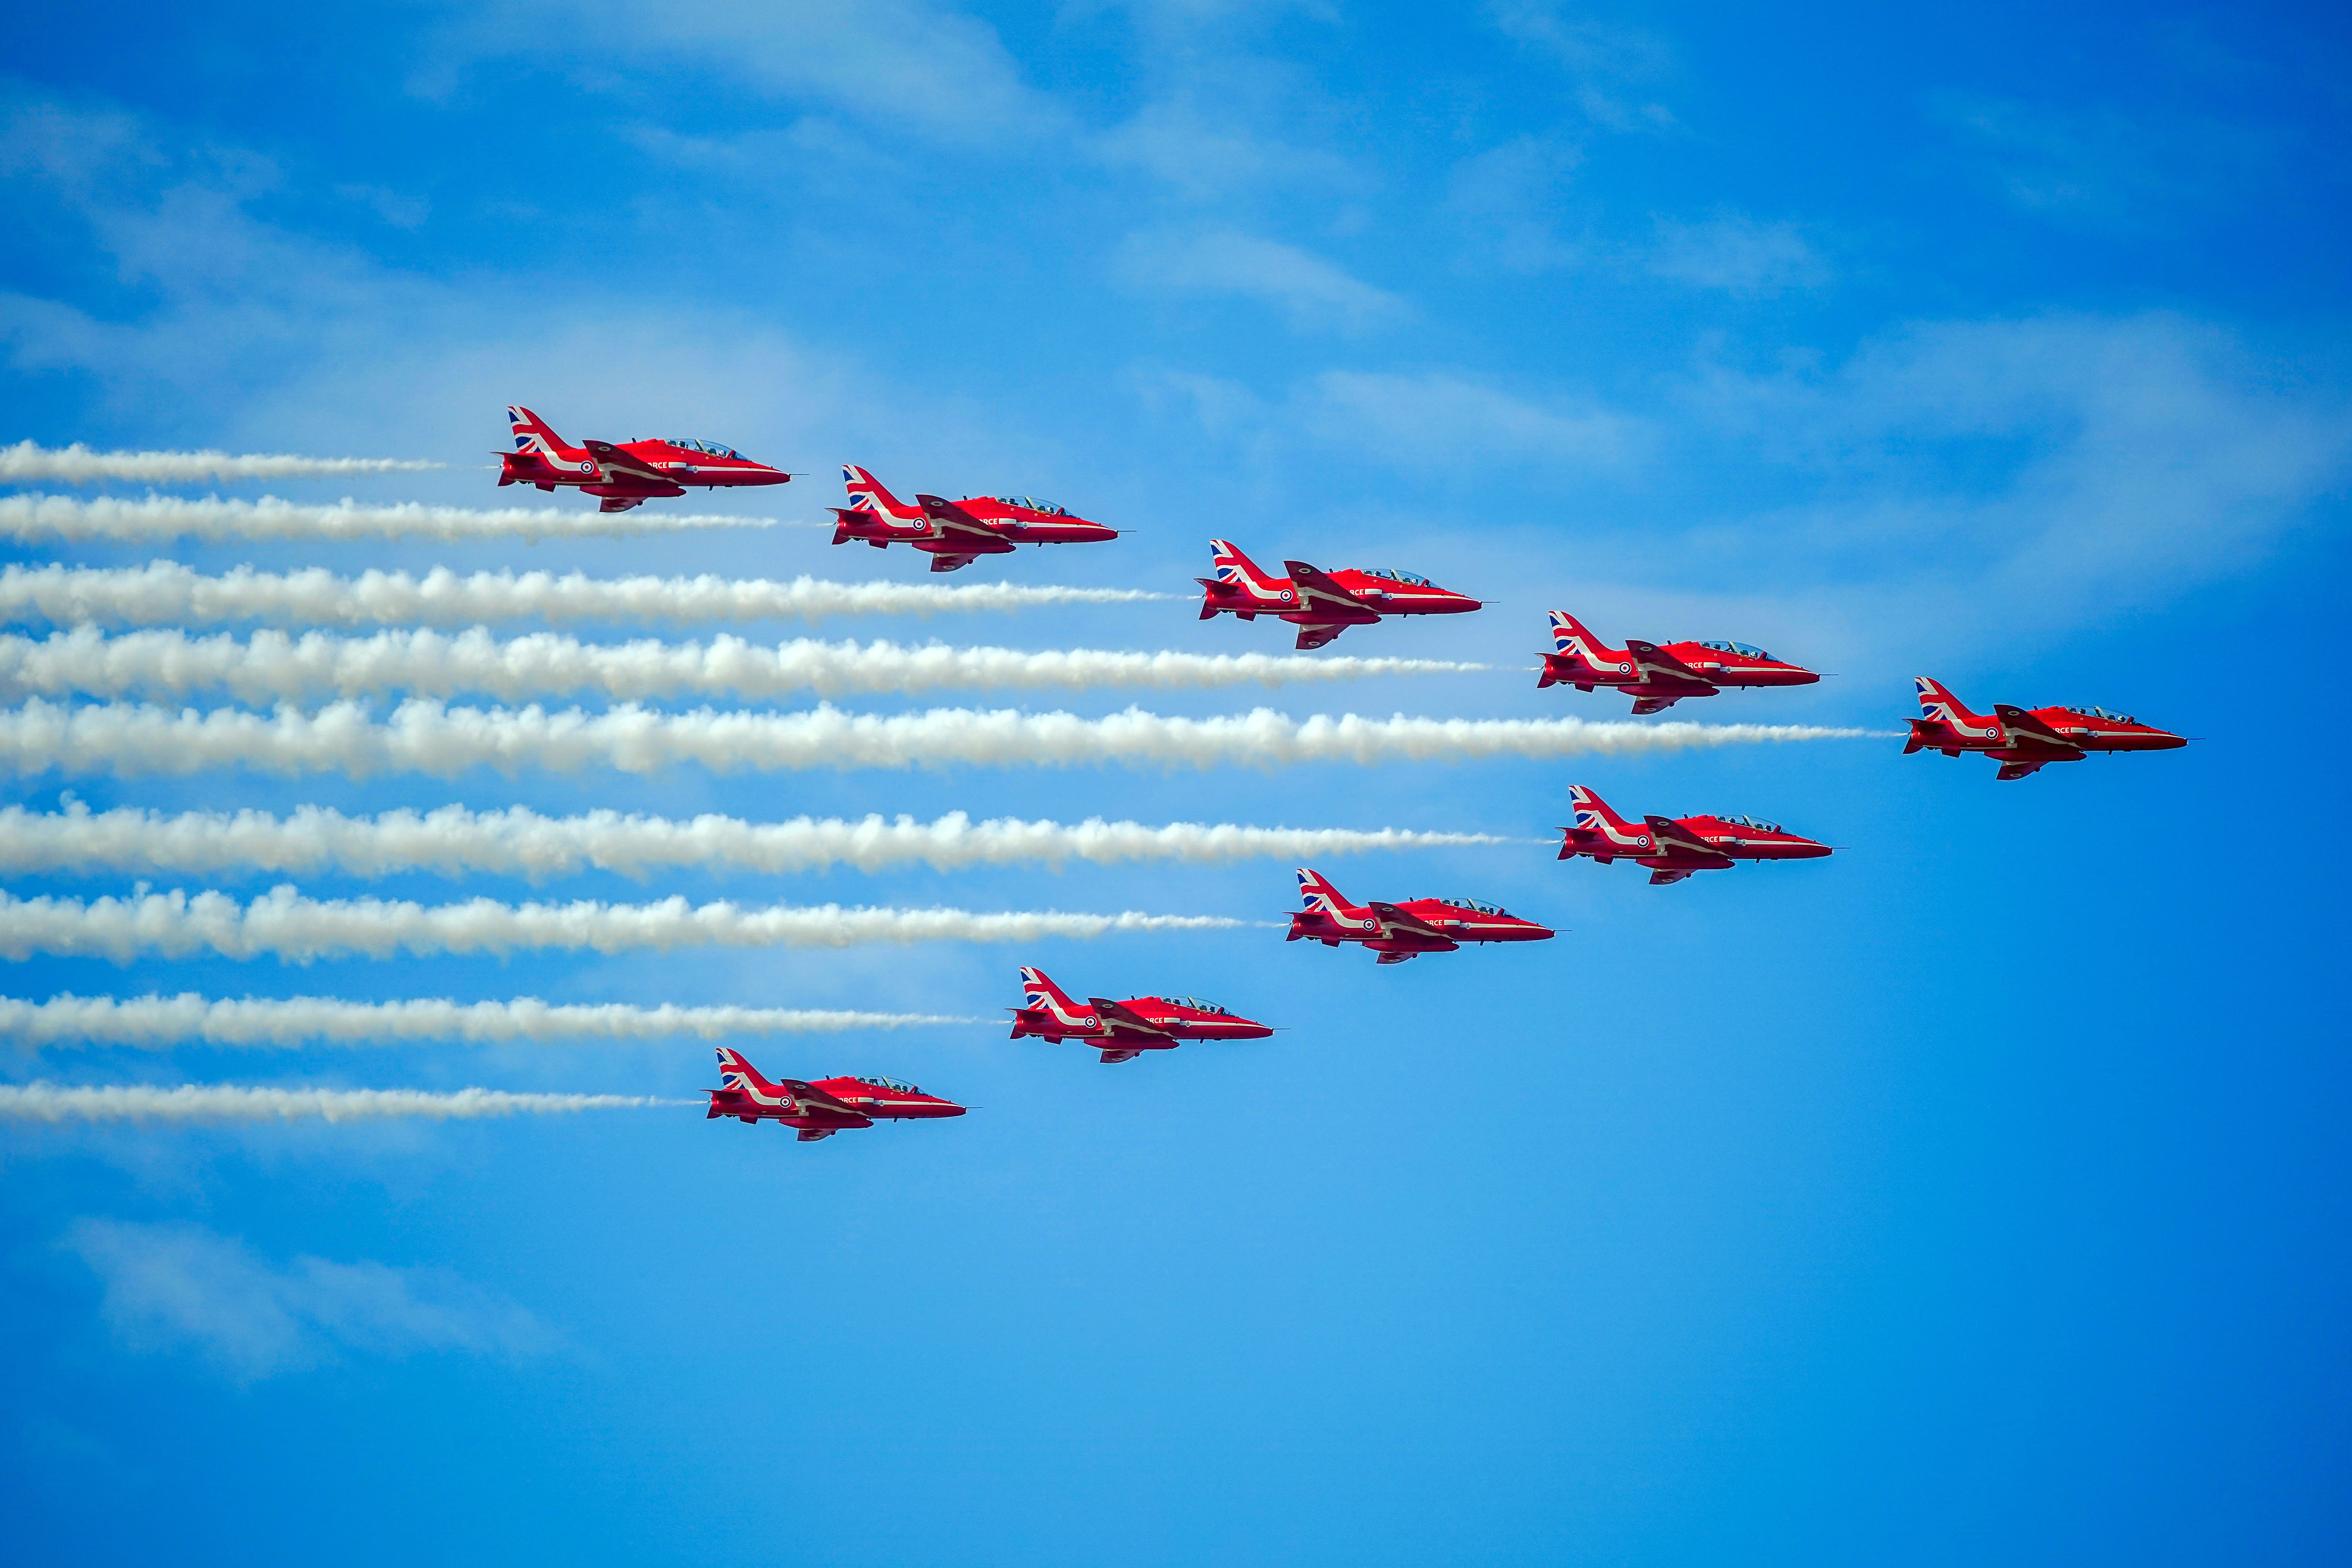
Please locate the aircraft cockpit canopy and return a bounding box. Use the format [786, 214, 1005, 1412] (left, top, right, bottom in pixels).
[988, 495, 1068, 515]
[1696, 639, 1771, 659]
[1356, 567, 1433, 586]
[1425, 896, 1506, 915]
[657, 438, 745, 459]
[852, 1074, 919, 1093]
[2064, 705, 2136, 722]
[1151, 996, 1227, 1015]
[1720, 813, 1782, 833]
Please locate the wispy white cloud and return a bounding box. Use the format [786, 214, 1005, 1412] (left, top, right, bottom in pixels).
[0, 440, 439, 483]
[1485, 2, 1677, 131]
[0, 563, 1167, 631]
[1688, 312, 2352, 618]
[1302, 370, 1646, 470]
[0, 885, 1248, 964]
[1120, 230, 1406, 333]
[2, 993, 973, 1048]
[1649, 214, 1829, 296]
[0, 698, 1879, 780]
[64, 1219, 556, 1381]
[1443, 136, 1584, 274]
[424, 0, 1062, 150]
[1931, 93, 2261, 221]
[1095, 97, 1361, 200]
[0, 800, 1517, 881]
[0, 626, 1486, 704]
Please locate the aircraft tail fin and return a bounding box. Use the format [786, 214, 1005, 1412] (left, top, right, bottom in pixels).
[1549, 610, 1610, 657]
[1566, 784, 1639, 837]
[1209, 539, 1283, 593]
[842, 464, 911, 517]
[507, 405, 579, 458]
[1017, 965, 1091, 1026]
[713, 1047, 795, 1114]
[1914, 676, 1982, 727]
[1295, 867, 1352, 915]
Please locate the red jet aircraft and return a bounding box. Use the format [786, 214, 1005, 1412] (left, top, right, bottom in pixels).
[830, 465, 1120, 572]
[1907, 677, 2188, 781]
[704, 1047, 966, 1142]
[1560, 784, 1833, 886]
[1538, 611, 1820, 713]
[1286, 868, 1553, 964]
[1007, 967, 1273, 1064]
[1197, 540, 1483, 650]
[498, 407, 791, 512]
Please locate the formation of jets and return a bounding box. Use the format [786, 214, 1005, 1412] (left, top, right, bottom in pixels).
[484, 410, 2192, 1129]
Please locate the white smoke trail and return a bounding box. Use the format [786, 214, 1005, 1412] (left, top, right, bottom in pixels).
[0, 494, 778, 543]
[0, 993, 976, 1049]
[0, 627, 1483, 704]
[0, 562, 1168, 630]
[0, 698, 1883, 780]
[0, 800, 1516, 880]
[0, 440, 441, 484]
[0, 886, 1249, 964]
[0, 1082, 676, 1123]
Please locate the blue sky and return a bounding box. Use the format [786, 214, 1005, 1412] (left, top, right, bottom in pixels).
[2, 2, 2348, 1563]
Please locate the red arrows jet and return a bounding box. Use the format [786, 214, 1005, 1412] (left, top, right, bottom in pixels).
[1197, 540, 1483, 651]
[1538, 611, 1820, 713]
[497, 407, 791, 512]
[1907, 677, 2188, 781]
[1007, 967, 1273, 1064]
[830, 465, 1119, 572]
[1560, 784, 1833, 886]
[704, 1047, 966, 1142]
[1286, 868, 1553, 965]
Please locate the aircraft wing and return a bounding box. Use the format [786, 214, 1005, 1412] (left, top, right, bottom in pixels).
[1087, 998, 1176, 1042]
[776, 1079, 865, 1119]
[1623, 639, 1718, 693]
[1993, 704, 2086, 757]
[1642, 815, 1735, 871]
[914, 494, 1009, 539]
[581, 440, 684, 491]
[1281, 561, 1383, 624]
[1365, 902, 1461, 949]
